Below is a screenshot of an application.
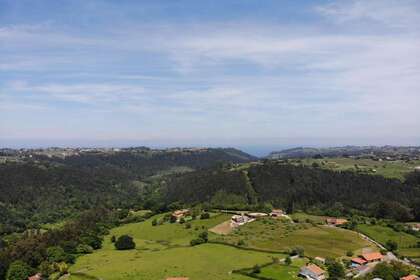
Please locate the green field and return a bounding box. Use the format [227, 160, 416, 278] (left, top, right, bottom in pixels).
[289, 212, 329, 224]
[69, 213, 285, 280]
[214, 217, 376, 258]
[257, 258, 308, 280]
[292, 158, 420, 180]
[357, 224, 420, 257]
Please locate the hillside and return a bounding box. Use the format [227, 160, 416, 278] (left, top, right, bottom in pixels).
[0, 147, 256, 234]
[267, 146, 420, 160]
[163, 161, 420, 221]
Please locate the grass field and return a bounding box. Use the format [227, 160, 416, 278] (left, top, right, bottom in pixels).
[214, 217, 376, 258]
[292, 158, 420, 180]
[257, 258, 308, 280]
[69, 213, 286, 280]
[289, 212, 329, 224]
[357, 224, 420, 258]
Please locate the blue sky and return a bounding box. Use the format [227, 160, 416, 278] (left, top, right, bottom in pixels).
[1, 0, 419, 154]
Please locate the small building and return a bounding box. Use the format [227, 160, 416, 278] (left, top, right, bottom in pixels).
[351, 257, 368, 267]
[247, 212, 268, 219]
[172, 209, 190, 220]
[270, 209, 284, 217]
[361, 252, 384, 263]
[401, 275, 419, 280]
[28, 274, 42, 280]
[411, 223, 420, 231]
[326, 218, 348, 226]
[299, 264, 326, 280]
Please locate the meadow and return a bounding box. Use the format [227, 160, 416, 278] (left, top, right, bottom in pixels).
[69, 213, 285, 280]
[256, 258, 308, 280]
[214, 217, 376, 258]
[356, 224, 420, 258]
[292, 158, 420, 180]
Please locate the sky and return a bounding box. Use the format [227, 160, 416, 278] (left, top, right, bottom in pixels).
[0, 0, 419, 155]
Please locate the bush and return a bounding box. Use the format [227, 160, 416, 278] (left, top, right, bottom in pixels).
[198, 231, 208, 242]
[185, 223, 192, 229]
[115, 235, 136, 250]
[170, 215, 177, 223]
[190, 238, 205, 246]
[179, 217, 185, 224]
[111, 235, 116, 243]
[152, 219, 158, 226]
[285, 256, 292, 265]
[76, 244, 93, 254]
[290, 246, 304, 256]
[346, 250, 354, 257]
[252, 264, 261, 274]
[386, 240, 398, 251]
[200, 212, 210, 219]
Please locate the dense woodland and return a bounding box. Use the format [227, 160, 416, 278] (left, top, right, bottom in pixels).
[164, 162, 420, 221]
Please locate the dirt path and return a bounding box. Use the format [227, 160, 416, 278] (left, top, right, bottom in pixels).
[209, 220, 234, 235]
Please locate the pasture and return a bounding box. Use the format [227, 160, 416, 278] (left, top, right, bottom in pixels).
[257, 258, 308, 280]
[292, 158, 420, 180]
[69, 213, 286, 280]
[357, 224, 420, 258]
[214, 217, 376, 258]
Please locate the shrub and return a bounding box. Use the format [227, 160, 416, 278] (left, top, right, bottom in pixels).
[111, 235, 116, 243]
[346, 250, 354, 257]
[76, 244, 93, 254]
[185, 223, 192, 229]
[152, 219, 158, 226]
[190, 238, 205, 246]
[285, 256, 292, 265]
[290, 246, 304, 256]
[386, 240, 398, 251]
[198, 231, 208, 242]
[200, 212, 210, 219]
[115, 235, 136, 250]
[179, 217, 185, 224]
[252, 264, 261, 274]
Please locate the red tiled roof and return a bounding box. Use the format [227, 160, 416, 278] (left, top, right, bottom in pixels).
[362, 252, 383, 261]
[306, 264, 325, 275]
[351, 257, 367, 265]
[401, 275, 419, 280]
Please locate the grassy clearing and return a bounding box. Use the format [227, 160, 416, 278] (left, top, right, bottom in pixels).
[357, 224, 420, 257]
[289, 212, 328, 224]
[109, 212, 230, 248]
[292, 158, 420, 180]
[70, 243, 280, 280]
[257, 258, 308, 280]
[70, 213, 283, 279]
[214, 217, 376, 258]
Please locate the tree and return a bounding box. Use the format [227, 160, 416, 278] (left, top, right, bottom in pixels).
[290, 246, 304, 257]
[285, 256, 292, 265]
[6, 261, 33, 280]
[39, 261, 53, 278]
[179, 217, 185, 224]
[115, 235, 136, 250]
[198, 231, 208, 242]
[111, 235, 116, 243]
[46, 246, 67, 263]
[76, 244, 93, 254]
[151, 219, 158, 226]
[346, 250, 354, 257]
[170, 215, 177, 223]
[386, 240, 398, 251]
[327, 260, 345, 280]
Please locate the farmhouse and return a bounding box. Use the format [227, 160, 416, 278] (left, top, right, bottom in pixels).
[361, 252, 383, 263]
[28, 274, 42, 280]
[326, 218, 348, 226]
[400, 275, 419, 280]
[172, 209, 190, 220]
[411, 223, 420, 231]
[351, 257, 368, 267]
[270, 209, 284, 217]
[299, 264, 326, 280]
